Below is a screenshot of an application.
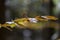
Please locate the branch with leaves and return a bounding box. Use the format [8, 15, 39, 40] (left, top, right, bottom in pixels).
[0, 16, 58, 31]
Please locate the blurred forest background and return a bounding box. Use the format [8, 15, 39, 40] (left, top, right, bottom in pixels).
[5, 0, 60, 21]
[0, 0, 60, 40]
[5, 0, 51, 21]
